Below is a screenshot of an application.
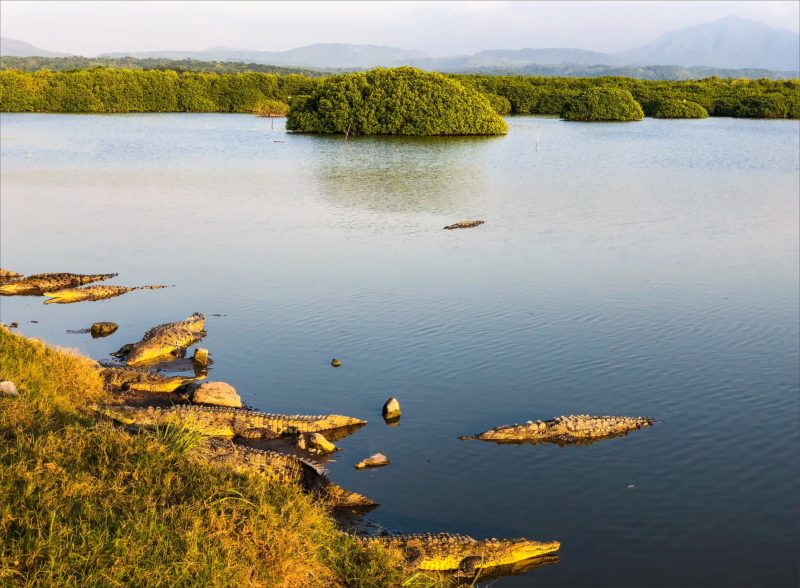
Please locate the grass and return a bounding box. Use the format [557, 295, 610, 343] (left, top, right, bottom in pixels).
[0, 325, 429, 587]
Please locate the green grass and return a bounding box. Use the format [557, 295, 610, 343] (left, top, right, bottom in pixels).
[0, 326, 424, 587]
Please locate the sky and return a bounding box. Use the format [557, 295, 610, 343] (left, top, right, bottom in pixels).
[1, 0, 799, 56]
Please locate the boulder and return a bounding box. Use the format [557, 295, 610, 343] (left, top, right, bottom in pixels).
[355, 453, 390, 470]
[0, 381, 19, 396]
[193, 348, 209, 366]
[90, 322, 118, 338]
[330, 358, 342, 368]
[382, 397, 401, 421]
[192, 381, 242, 408]
[296, 432, 338, 454]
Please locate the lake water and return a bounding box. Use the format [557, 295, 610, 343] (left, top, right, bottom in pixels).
[1, 114, 798, 587]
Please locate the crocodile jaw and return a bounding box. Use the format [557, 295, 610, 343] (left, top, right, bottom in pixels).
[481, 540, 561, 568]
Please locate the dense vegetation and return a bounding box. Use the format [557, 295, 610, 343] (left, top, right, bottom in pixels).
[286, 67, 508, 135]
[0, 67, 798, 119]
[2, 56, 796, 81]
[650, 98, 709, 119]
[0, 55, 322, 76]
[458, 75, 800, 119]
[0, 326, 423, 587]
[561, 87, 644, 121]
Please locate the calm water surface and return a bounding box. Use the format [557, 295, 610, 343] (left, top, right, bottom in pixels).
[1, 114, 798, 587]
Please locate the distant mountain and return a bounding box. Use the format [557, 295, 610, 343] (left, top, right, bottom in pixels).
[101, 43, 425, 69]
[410, 48, 622, 70]
[618, 16, 800, 72]
[4, 16, 799, 74]
[0, 37, 68, 57]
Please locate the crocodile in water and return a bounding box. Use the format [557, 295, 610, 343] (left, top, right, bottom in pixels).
[360, 533, 560, 573]
[459, 414, 654, 444]
[0, 272, 118, 295]
[44, 284, 170, 304]
[125, 312, 206, 365]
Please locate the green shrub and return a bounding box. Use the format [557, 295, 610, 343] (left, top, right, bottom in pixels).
[651, 98, 709, 118]
[561, 87, 644, 121]
[286, 67, 508, 136]
[482, 92, 512, 115]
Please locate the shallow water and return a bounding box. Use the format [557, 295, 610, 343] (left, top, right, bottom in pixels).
[1, 114, 798, 587]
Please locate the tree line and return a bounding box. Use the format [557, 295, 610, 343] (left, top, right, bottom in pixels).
[0, 67, 797, 119]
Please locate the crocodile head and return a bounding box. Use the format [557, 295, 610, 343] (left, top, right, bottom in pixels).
[449, 538, 561, 573]
[125, 343, 178, 366]
[91, 404, 157, 426]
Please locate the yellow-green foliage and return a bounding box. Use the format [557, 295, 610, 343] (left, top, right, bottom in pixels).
[561, 87, 644, 121]
[0, 327, 411, 587]
[253, 99, 290, 117]
[287, 67, 508, 136]
[651, 98, 709, 118]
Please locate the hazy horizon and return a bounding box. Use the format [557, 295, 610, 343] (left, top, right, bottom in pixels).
[1, 0, 798, 57]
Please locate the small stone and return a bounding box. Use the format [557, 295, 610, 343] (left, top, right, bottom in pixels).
[0, 381, 19, 396]
[355, 453, 390, 470]
[330, 358, 342, 368]
[193, 348, 209, 366]
[90, 322, 118, 338]
[192, 381, 242, 408]
[627, 484, 636, 489]
[382, 397, 401, 421]
[9, 322, 19, 329]
[296, 432, 338, 454]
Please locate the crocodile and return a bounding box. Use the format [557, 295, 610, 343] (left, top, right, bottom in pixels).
[126, 313, 206, 366]
[459, 414, 655, 444]
[101, 366, 205, 393]
[204, 438, 376, 509]
[443, 220, 485, 230]
[43, 284, 171, 304]
[92, 404, 367, 439]
[0, 272, 118, 295]
[360, 533, 560, 574]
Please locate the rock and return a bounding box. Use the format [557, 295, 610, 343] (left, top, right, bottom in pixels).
[296, 432, 338, 454]
[90, 322, 118, 338]
[355, 453, 390, 470]
[382, 397, 401, 422]
[192, 381, 242, 408]
[193, 348, 209, 366]
[0, 268, 22, 278]
[0, 381, 19, 396]
[330, 358, 342, 368]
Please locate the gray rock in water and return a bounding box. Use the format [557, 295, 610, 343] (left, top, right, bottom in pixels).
[192, 381, 242, 408]
[330, 358, 342, 368]
[90, 322, 118, 338]
[355, 453, 390, 470]
[0, 381, 19, 396]
[382, 397, 401, 421]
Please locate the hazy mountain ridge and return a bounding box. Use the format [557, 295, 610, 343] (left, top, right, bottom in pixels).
[620, 15, 799, 71]
[2, 16, 798, 73]
[0, 37, 68, 57]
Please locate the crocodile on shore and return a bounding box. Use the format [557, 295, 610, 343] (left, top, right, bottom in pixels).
[92, 404, 367, 439]
[0, 272, 118, 295]
[125, 313, 206, 366]
[360, 533, 560, 574]
[43, 284, 171, 304]
[459, 414, 655, 444]
[101, 366, 205, 393]
[204, 438, 376, 509]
